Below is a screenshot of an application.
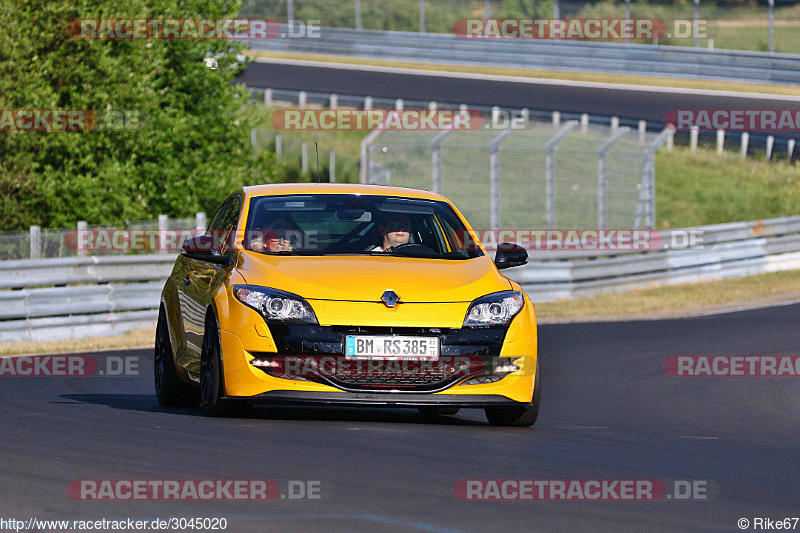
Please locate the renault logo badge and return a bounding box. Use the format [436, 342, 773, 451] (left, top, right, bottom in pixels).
[381, 290, 400, 308]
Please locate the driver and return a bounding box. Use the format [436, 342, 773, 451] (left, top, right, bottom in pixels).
[372, 214, 411, 252]
[250, 220, 293, 253]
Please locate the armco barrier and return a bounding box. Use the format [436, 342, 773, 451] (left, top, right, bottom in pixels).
[2, 215, 800, 343]
[249, 26, 800, 85]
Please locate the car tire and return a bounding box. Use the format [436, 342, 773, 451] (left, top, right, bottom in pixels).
[417, 407, 460, 415]
[154, 307, 200, 407]
[200, 312, 251, 418]
[485, 360, 541, 427]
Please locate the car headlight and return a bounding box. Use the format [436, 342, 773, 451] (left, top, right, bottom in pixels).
[463, 290, 524, 327]
[233, 285, 318, 325]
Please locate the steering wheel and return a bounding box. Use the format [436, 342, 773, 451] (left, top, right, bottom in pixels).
[388, 243, 439, 256]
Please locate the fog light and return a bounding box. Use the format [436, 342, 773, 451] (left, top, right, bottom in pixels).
[249, 358, 279, 368]
[462, 374, 503, 386]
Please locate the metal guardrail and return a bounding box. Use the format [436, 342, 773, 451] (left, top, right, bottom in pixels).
[249, 26, 800, 85]
[3, 214, 800, 343]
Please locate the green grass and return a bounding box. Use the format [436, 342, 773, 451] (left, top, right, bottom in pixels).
[709, 25, 800, 54]
[655, 147, 800, 229]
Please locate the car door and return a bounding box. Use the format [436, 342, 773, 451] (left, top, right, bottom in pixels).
[176, 198, 234, 375]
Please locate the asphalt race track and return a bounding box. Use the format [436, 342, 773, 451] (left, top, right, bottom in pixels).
[2, 303, 799, 532]
[236, 60, 800, 125]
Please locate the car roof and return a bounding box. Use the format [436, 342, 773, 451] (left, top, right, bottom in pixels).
[242, 183, 447, 202]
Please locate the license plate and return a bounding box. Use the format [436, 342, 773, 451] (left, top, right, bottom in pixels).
[345, 335, 440, 359]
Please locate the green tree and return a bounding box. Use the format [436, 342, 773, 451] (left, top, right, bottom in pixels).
[0, 0, 276, 230]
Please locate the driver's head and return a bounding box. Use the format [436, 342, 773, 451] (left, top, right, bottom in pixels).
[379, 214, 411, 249]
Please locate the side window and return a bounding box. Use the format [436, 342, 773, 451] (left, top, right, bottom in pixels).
[216, 195, 242, 252]
[206, 199, 230, 235]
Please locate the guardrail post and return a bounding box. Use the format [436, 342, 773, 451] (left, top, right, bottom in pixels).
[598, 127, 631, 229]
[301, 141, 308, 174]
[428, 101, 437, 111]
[768, 0, 775, 52]
[789, 139, 796, 161]
[716, 129, 725, 155]
[766, 135, 774, 161]
[158, 215, 168, 254]
[693, 0, 700, 48]
[364, 96, 373, 110]
[690, 126, 699, 151]
[492, 106, 501, 126]
[741, 132, 749, 159]
[275, 133, 282, 163]
[521, 108, 529, 126]
[431, 130, 452, 194]
[354, 0, 361, 30]
[287, 0, 294, 22]
[419, 0, 426, 32]
[552, 111, 560, 126]
[196, 212, 206, 232]
[263, 88, 272, 106]
[580, 113, 589, 132]
[77, 221, 87, 257]
[329, 149, 336, 182]
[395, 98, 404, 111]
[544, 121, 580, 229]
[638, 120, 647, 144]
[298, 91, 307, 108]
[329, 94, 338, 109]
[30, 225, 41, 259]
[666, 130, 674, 151]
[611, 116, 619, 133]
[489, 127, 515, 231]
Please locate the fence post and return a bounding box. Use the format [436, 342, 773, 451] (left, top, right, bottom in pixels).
[544, 121, 580, 229]
[250, 127, 258, 158]
[329, 149, 336, 182]
[301, 141, 308, 174]
[263, 88, 273, 106]
[30, 225, 41, 259]
[431, 130, 452, 194]
[275, 133, 282, 163]
[489, 127, 515, 231]
[419, 0, 426, 32]
[638, 120, 647, 144]
[355, 0, 362, 30]
[767, 135, 774, 161]
[597, 127, 631, 229]
[741, 132, 749, 159]
[196, 212, 207, 232]
[666, 130, 674, 151]
[635, 128, 672, 229]
[690, 126, 699, 151]
[716, 129, 725, 155]
[768, 0, 775, 52]
[360, 127, 383, 183]
[158, 215, 168, 254]
[789, 139, 796, 161]
[77, 221, 87, 257]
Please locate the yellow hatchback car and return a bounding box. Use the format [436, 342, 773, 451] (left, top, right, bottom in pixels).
[154, 184, 540, 426]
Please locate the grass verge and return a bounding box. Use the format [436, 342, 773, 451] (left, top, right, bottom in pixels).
[0, 328, 155, 357]
[535, 269, 800, 323]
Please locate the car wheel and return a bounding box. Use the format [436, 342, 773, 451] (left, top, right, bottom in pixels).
[200, 312, 250, 417]
[485, 360, 541, 427]
[154, 307, 199, 407]
[417, 407, 460, 415]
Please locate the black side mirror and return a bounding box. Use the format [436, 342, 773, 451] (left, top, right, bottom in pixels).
[494, 242, 528, 270]
[181, 235, 231, 265]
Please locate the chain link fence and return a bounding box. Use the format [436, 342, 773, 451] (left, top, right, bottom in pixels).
[363, 115, 672, 230]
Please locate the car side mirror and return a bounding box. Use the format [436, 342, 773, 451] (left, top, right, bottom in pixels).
[494, 242, 528, 270]
[181, 235, 231, 265]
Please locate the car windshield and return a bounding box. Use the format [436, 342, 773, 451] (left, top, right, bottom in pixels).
[243, 194, 482, 260]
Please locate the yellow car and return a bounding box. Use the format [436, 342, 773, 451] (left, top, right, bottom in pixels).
[154, 184, 540, 426]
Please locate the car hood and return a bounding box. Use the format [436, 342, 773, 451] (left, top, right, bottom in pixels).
[237, 253, 510, 303]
